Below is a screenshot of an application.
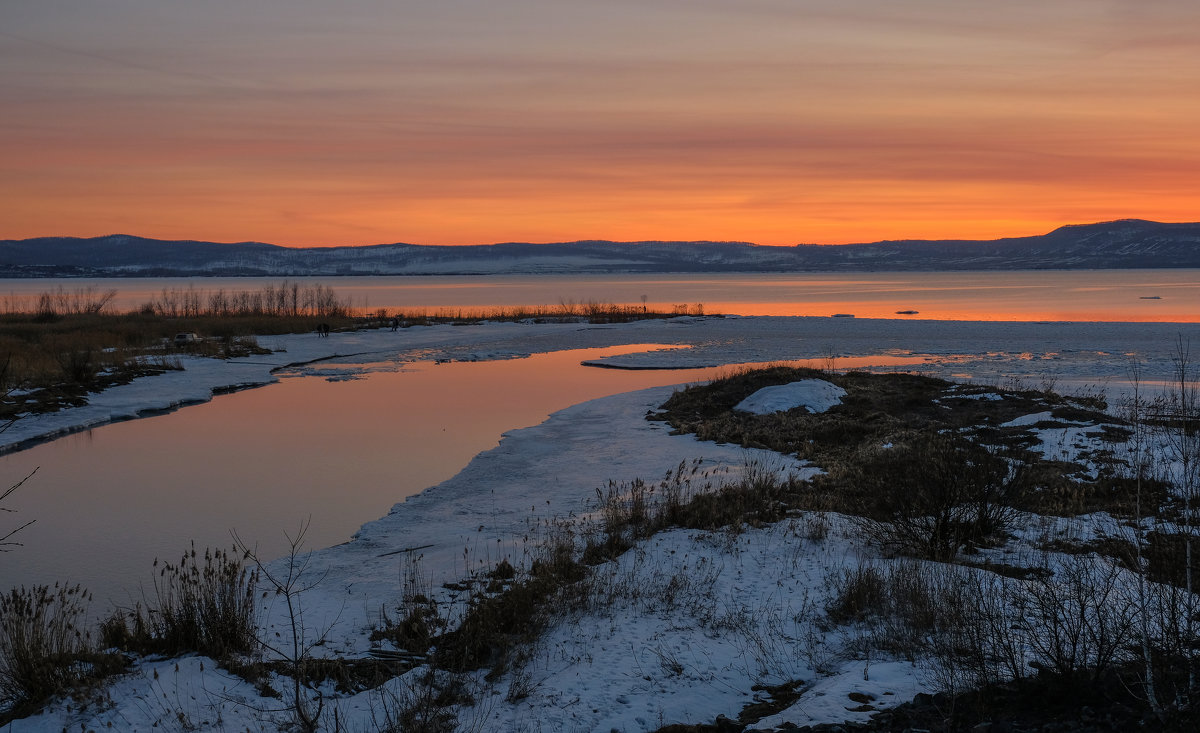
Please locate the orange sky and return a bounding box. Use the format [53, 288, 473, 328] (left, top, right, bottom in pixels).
[2, 1, 1199, 247]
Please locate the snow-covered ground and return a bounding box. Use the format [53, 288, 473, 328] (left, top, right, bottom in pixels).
[7, 315, 1200, 731]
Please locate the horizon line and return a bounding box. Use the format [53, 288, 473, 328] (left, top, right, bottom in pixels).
[4, 218, 1192, 250]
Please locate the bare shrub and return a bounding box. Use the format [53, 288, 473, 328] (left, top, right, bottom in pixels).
[822, 557, 1040, 694]
[926, 570, 1029, 694]
[435, 528, 586, 674]
[1020, 554, 1137, 684]
[853, 432, 1021, 561]
[235, 522, 331, 733]
[370, 669, 468, 733]
[52, 342, 97, 386]
[825, 562, 889, 624]
[27, 287, 117, 321]
[799, 512, 830, 542]
[373, 552, 445, 656]
[140, 281, 349, 319]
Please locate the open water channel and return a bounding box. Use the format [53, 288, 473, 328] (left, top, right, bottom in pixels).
[4, 344, 922, 608]
[0, 345, 701, 605]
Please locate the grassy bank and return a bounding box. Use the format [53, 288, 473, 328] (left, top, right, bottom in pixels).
[0, 283, 707, 421]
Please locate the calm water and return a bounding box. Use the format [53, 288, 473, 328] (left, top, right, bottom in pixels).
[1, 270, 1197, 321]
[4, 345, 863, 607]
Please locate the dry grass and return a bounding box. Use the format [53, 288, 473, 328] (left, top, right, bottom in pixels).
[0, 584, 126, 722]
[0, 283, 360, 419]
[373, 300, 711, 327]
[101, 544, 260, 661]
[0, 285, 709, 420]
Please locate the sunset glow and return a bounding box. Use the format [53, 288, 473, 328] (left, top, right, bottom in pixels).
[3, 1, 1199, 246]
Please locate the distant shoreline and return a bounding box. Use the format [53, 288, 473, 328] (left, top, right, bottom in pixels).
[4, 220, 1200, 275]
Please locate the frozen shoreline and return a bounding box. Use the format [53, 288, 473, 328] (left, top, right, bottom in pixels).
[11, 315, 1200, 731]
[4, 315, 1197, 455]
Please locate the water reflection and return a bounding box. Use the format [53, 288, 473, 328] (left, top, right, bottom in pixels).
[2, 344, 927, 606]
[2, 271, 1197, 321]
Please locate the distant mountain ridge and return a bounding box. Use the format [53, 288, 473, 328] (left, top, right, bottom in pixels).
[2, 219, 1199, 277]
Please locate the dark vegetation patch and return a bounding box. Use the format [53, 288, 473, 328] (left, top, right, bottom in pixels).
[651, 679, 808, 731]
[0, 584, 130, 723]
[653, 366, 1141, 521]
[1143, 531, 1200, 591]
[258, 657, 407, 696]
[0, 307, 344, 422]
[957, 558, 1053, 581]
[385, 300, 710, 327]
[431, 539, 588, 675]
[0, 284, 710, 422]
[371, 595, 443, 655]
[836, 666, 1200, 732]
[1037, 530, 1200, 594]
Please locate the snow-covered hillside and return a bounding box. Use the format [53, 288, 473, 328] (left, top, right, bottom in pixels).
[4, 220, 1200, 276]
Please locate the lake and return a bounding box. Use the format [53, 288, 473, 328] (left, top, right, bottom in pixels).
[1, 270, 1198, 321]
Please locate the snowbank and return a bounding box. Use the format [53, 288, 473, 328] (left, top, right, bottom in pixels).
[734, 379, 846, 415]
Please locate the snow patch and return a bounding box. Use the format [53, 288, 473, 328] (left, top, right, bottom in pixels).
[734, 379, 847, 415]
[1000, 411, 1055, 427]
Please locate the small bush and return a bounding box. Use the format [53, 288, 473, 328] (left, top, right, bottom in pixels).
[824, 560, 1005, 667]
[435, 533, 586, 673]
[1020, 554, 1136, 684]
[825, 563, 889, 623]
[851, 432, 1021, 561]
[53, 343, 97, 386]
[103, 543, 260, 661]
[373, 600, 444, 655]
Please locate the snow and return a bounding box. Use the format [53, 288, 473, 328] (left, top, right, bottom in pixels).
[6, 314, 1200, 731]
[734, 379, 846, 415]
[1000, 411, 1059, 427]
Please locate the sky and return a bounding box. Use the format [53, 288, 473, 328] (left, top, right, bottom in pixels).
[2, 1, 1199, 247]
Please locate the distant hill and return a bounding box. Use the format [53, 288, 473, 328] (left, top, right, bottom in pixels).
[2, 219, 1198, 277]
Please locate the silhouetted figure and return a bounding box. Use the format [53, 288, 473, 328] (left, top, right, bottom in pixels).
[390, 318, 399, 331]
[318, 323, 330, 337]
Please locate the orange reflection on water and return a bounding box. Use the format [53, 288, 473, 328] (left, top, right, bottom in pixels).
[3, 271, 1198, 322]
[2, 344, 934, 605]
[698, 301, 1200, 322]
